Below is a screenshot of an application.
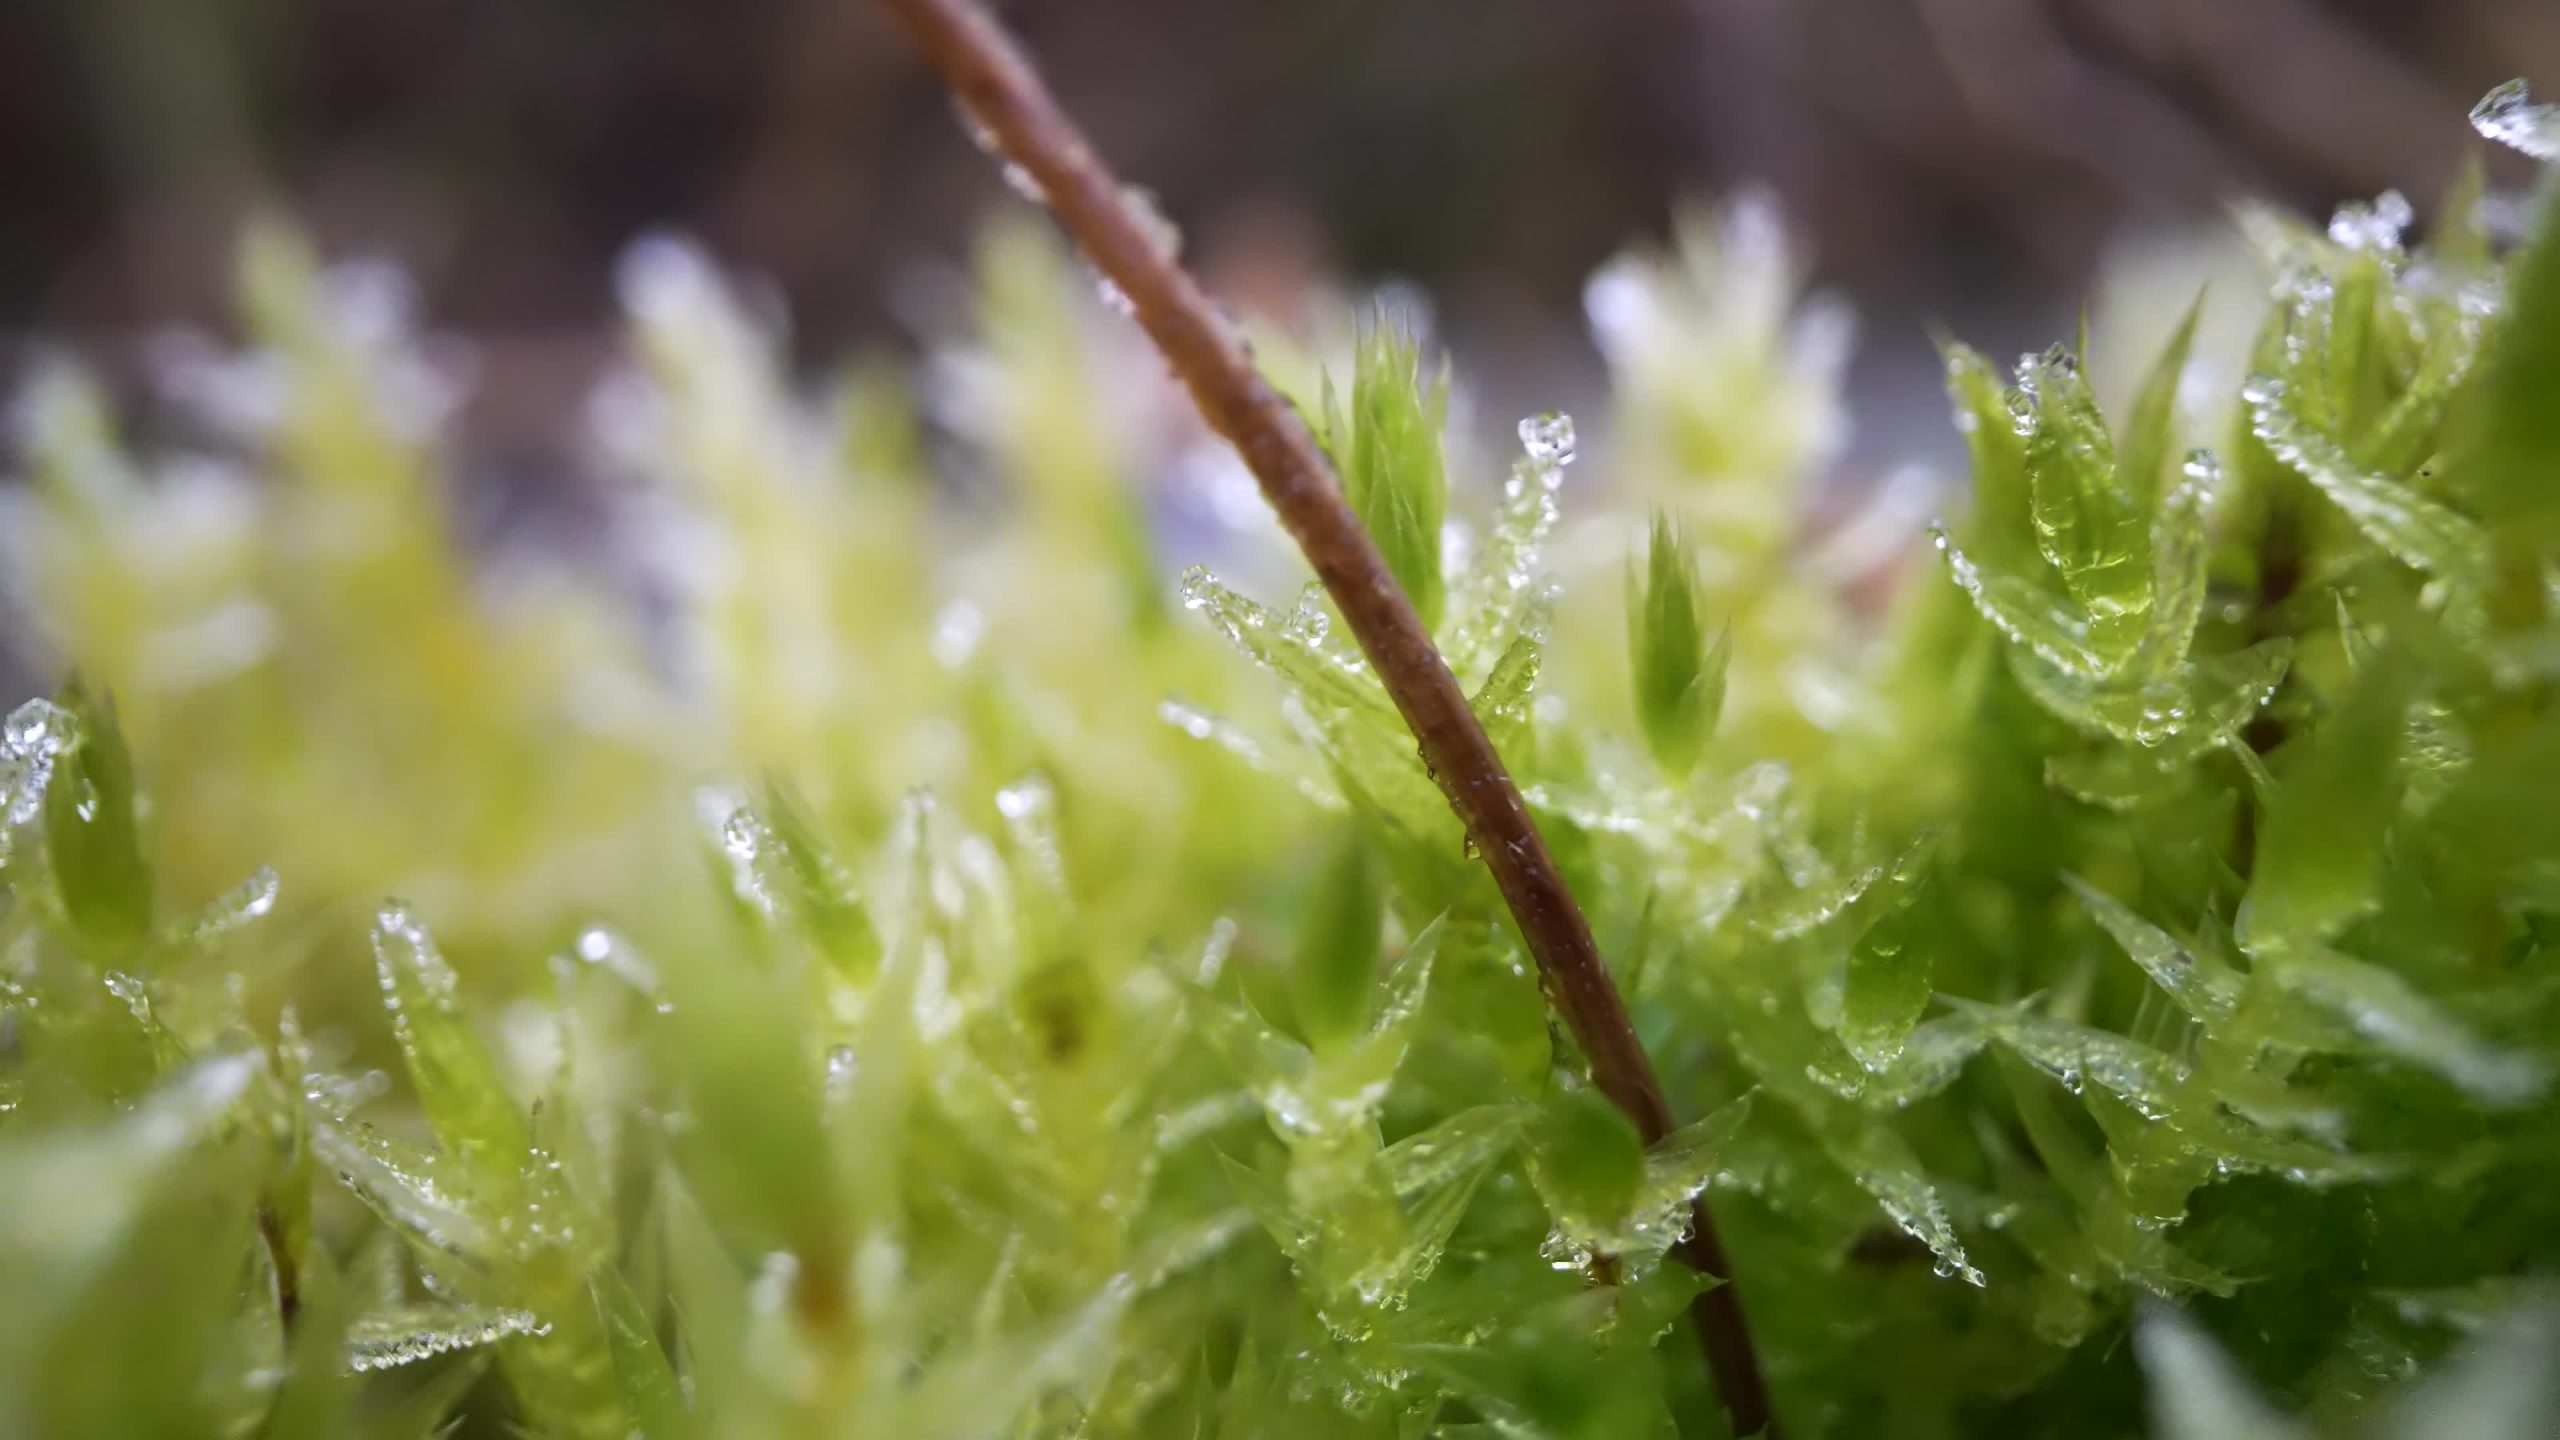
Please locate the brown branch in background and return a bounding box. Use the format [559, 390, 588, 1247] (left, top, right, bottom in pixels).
[872, 0, 1778, 1433]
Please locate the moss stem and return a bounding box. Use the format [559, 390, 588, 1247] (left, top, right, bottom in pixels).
[873, 0, 1778, 1430]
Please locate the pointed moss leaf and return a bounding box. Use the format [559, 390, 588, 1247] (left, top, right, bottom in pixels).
[653, 937, 842, 1264]
[2067, 877, 2240, 1023]
[2264, 949, 2545, 1105]
[1621, 1095, 1756, 1267]
[1812, 1014, 1990, 1109]
[2020, 347, 2151, 655]
[1335, 326, 1449, 630]
[2245, 377, 2488, 589]
[1267, 918, 1440, 1138]
[2361, 320, 2479, 481]
[1960, 1001, 2190, 1121]
[1840, 886, 1935, 1070]
[1470, 609, 1548, 771]
[171, 866, 281, 946]
[2128, 451, 2221, 682]
[590, 1270, 696, 1440]
[1158, 698, 1347, 812]
[42, 681, 151, 943]
[2135, 1305, 2314, 1440]
[1395, 1304, 1670, 1440]
[1528, 1086, 1645, 1242]
[1130, 1209, 1254, 1295]
[2045, 747, 2182, 811]
[1443, 418, 1569, 683]
[2014, 638, 2289, 757]
[1291, 827, 1386, 1052]
[345, 1301, 546, 1374]
[2119, 294, 2205, 512]
[2460, 171, 2560, 550]
[1944, 342, 2037, 568]
[372, 903, 532, 1177]
[1216, 1152, 1351, 1318]
[308, 1119, 498, 1261]
[2237, 654, 2409, 957]
[1383, 1105, 1523, 1200]
[1833, 1125, 1981, 1286]
[1934, 527, 2109, 677]
[1178, 567, 1398, 722]
[1394, 1140, 1501, 1290]
[756, 781, 880, 978]
[1627, 510, 1725, 777]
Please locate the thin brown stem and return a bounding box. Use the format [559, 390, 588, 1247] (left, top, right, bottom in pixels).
[874, 0, 1777, 1432]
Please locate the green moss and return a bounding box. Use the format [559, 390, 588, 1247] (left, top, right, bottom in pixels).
[1, 83, 2559, 1440]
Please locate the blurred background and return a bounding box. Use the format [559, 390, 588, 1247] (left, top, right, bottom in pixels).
[1, 0, 2554, 699]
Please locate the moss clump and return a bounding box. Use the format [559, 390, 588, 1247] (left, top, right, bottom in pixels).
[4, 88, 2560, 1440]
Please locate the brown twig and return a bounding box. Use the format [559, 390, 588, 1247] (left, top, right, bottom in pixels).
[873, 0, 1777, 1432]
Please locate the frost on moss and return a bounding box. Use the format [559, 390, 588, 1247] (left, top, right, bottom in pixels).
[4, 84, 2560, 1440]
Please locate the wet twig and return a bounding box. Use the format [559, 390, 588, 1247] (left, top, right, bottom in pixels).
[872, 0, 1779, 1431]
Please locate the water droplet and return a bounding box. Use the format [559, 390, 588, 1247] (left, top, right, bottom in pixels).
[2004, 387, 2038, 438]
[1196, 916, 1238, 986]
[1121, 185, 1183, 260]
[3, 699, 72, 758]
[1517, 412, 1576, 468]
[994, 779, 1049, 823]
[612, 231, 722, 333]
[104, 970, 152, 1023]
[748, 1250, 801, 1317]
[1158, 699, 1217, 741]
[2327, 190, 2413, 254]
[1178, 565, 1219, 612]
[72, 777, 98, 822]
[930, 600, 985, 669]
[999, 161, 1044, 204]
[951, 97, 1001, 157]
[1284, 583, 1331, 643]
[2472, 79, 2560, 163]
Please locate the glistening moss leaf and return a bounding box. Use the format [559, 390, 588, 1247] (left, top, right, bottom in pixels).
[1332, 326, 1449, 631]
[2238, 651, 2411, 957]
[371, 903, 531, 1178]
[2117, 292, 2205, 513]
[1290, 825, 1386, 1052]
[2067, 876, 2240, 1023]
[2246, 377, 2489, 591]
[2020, 346, 2151, 657]
[1933, 527, 2108, 677]
[1839, 882, 1934, 1070]
[1526, 1086, 1645, 1242]
[2264, 948, 2545, 1106]
[1626, 509, 1725, 778]
[41, 680, 151, 945]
